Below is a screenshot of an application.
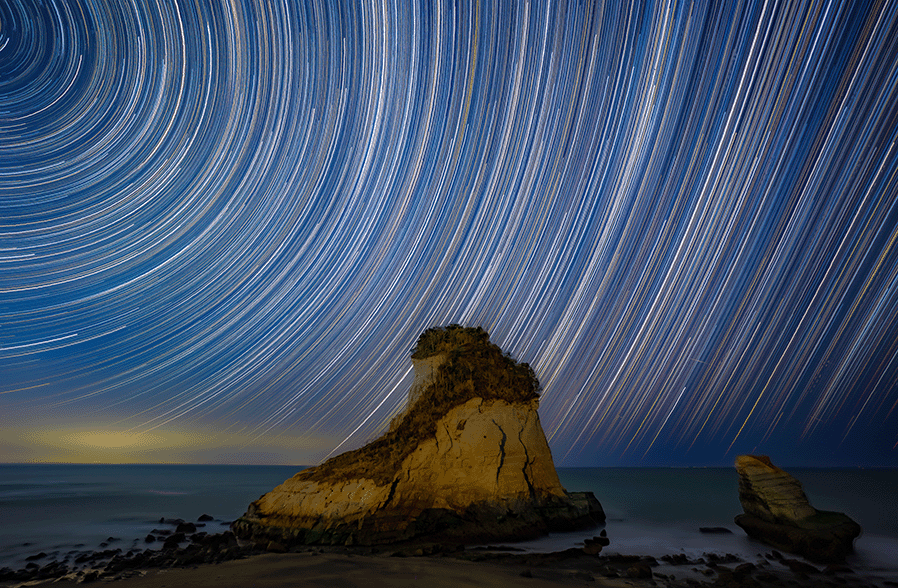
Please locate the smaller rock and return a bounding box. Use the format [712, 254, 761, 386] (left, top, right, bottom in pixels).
[626, 564, 653, 579]
[266, 541, 288, 553]
[144, 534, 156, 543]
[582, 535, 610, 555]
[25, 552, 47, 561]
[162, 533, 186, 550]
[699, 526, 732, 533]
[782, 559, 819, 575]
[176, 522, 197, 534]
[82, 570, 99, 582]
[734, 455, 860, 562]
[198, 514, 214, 522]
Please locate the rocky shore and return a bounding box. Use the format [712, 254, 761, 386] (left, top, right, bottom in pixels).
[3, 525, 897, 588]
[0, 514, 259, 586]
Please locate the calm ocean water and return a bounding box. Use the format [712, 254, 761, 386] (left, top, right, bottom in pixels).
[1, 465, 896, 576]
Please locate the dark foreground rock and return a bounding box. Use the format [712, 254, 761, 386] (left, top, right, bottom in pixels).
[734, 511, 862, 563]
[233, 325, 605, 548]
[0, 531, 260, 585]
[733, 455, 861, 563]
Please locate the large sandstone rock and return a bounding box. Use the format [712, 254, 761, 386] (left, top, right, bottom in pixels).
[733, 455, 860, 562]
[233, 326, 604, 547]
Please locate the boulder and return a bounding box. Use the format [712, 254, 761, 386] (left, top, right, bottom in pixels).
[233, 325, 604, 546]
[733, 455, 860, 562]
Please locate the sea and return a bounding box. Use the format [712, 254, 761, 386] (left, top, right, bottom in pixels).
[1, 465, 896, 579]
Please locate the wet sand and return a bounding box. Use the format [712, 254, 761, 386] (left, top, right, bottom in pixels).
[31, 552, 640, 588]
[16, 548, 897, 588]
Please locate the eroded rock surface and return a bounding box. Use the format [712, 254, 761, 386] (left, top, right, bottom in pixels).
[733, 455, 860, 562]
[233, 325, 604, 546]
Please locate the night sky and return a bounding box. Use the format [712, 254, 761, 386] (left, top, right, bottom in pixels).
[2, 0, 897, 467]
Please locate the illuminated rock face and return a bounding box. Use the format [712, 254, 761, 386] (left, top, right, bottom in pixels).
[232, 327, 604, 546]
[734, 455, 861, 562]
[399, 397, 567, 510]
[735, 455, 817, 524]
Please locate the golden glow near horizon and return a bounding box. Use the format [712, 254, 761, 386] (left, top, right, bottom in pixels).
[2, 425, 331, 464]
[59, 430, 171, 451]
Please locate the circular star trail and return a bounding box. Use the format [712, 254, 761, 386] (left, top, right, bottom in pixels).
[2, 0, 897, 465]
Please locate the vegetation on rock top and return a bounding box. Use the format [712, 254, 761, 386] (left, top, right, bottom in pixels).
[299, 325, 540, 486]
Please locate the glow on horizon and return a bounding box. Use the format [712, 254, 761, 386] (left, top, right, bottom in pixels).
[1, 425, 331, 465]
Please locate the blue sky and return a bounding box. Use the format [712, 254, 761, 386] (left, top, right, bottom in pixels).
[1, 0, 897, 466]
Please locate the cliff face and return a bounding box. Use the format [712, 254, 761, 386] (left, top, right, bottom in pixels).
[399, 397, 566, 509]
[405, 353, 447, 408]
[233, 325, 603, 546]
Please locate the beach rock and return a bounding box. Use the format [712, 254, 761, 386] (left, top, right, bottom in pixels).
[626, 564, 653, 579]
[162, 533, 186, 550]
[661, 553, 690, 565]
[733, 455, 861, 563]
[233, 325, 604, 547]
[782, 558, 819, 574]
[198, 513, 214, 522]
[582, 535, 610, 555]
[82, 570, 100, 582]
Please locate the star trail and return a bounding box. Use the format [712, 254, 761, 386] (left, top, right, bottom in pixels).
[1, 0, 897, 466]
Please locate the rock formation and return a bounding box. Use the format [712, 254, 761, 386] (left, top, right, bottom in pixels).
[733, 455, 861, 562]
[233, 325, 604, 547]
